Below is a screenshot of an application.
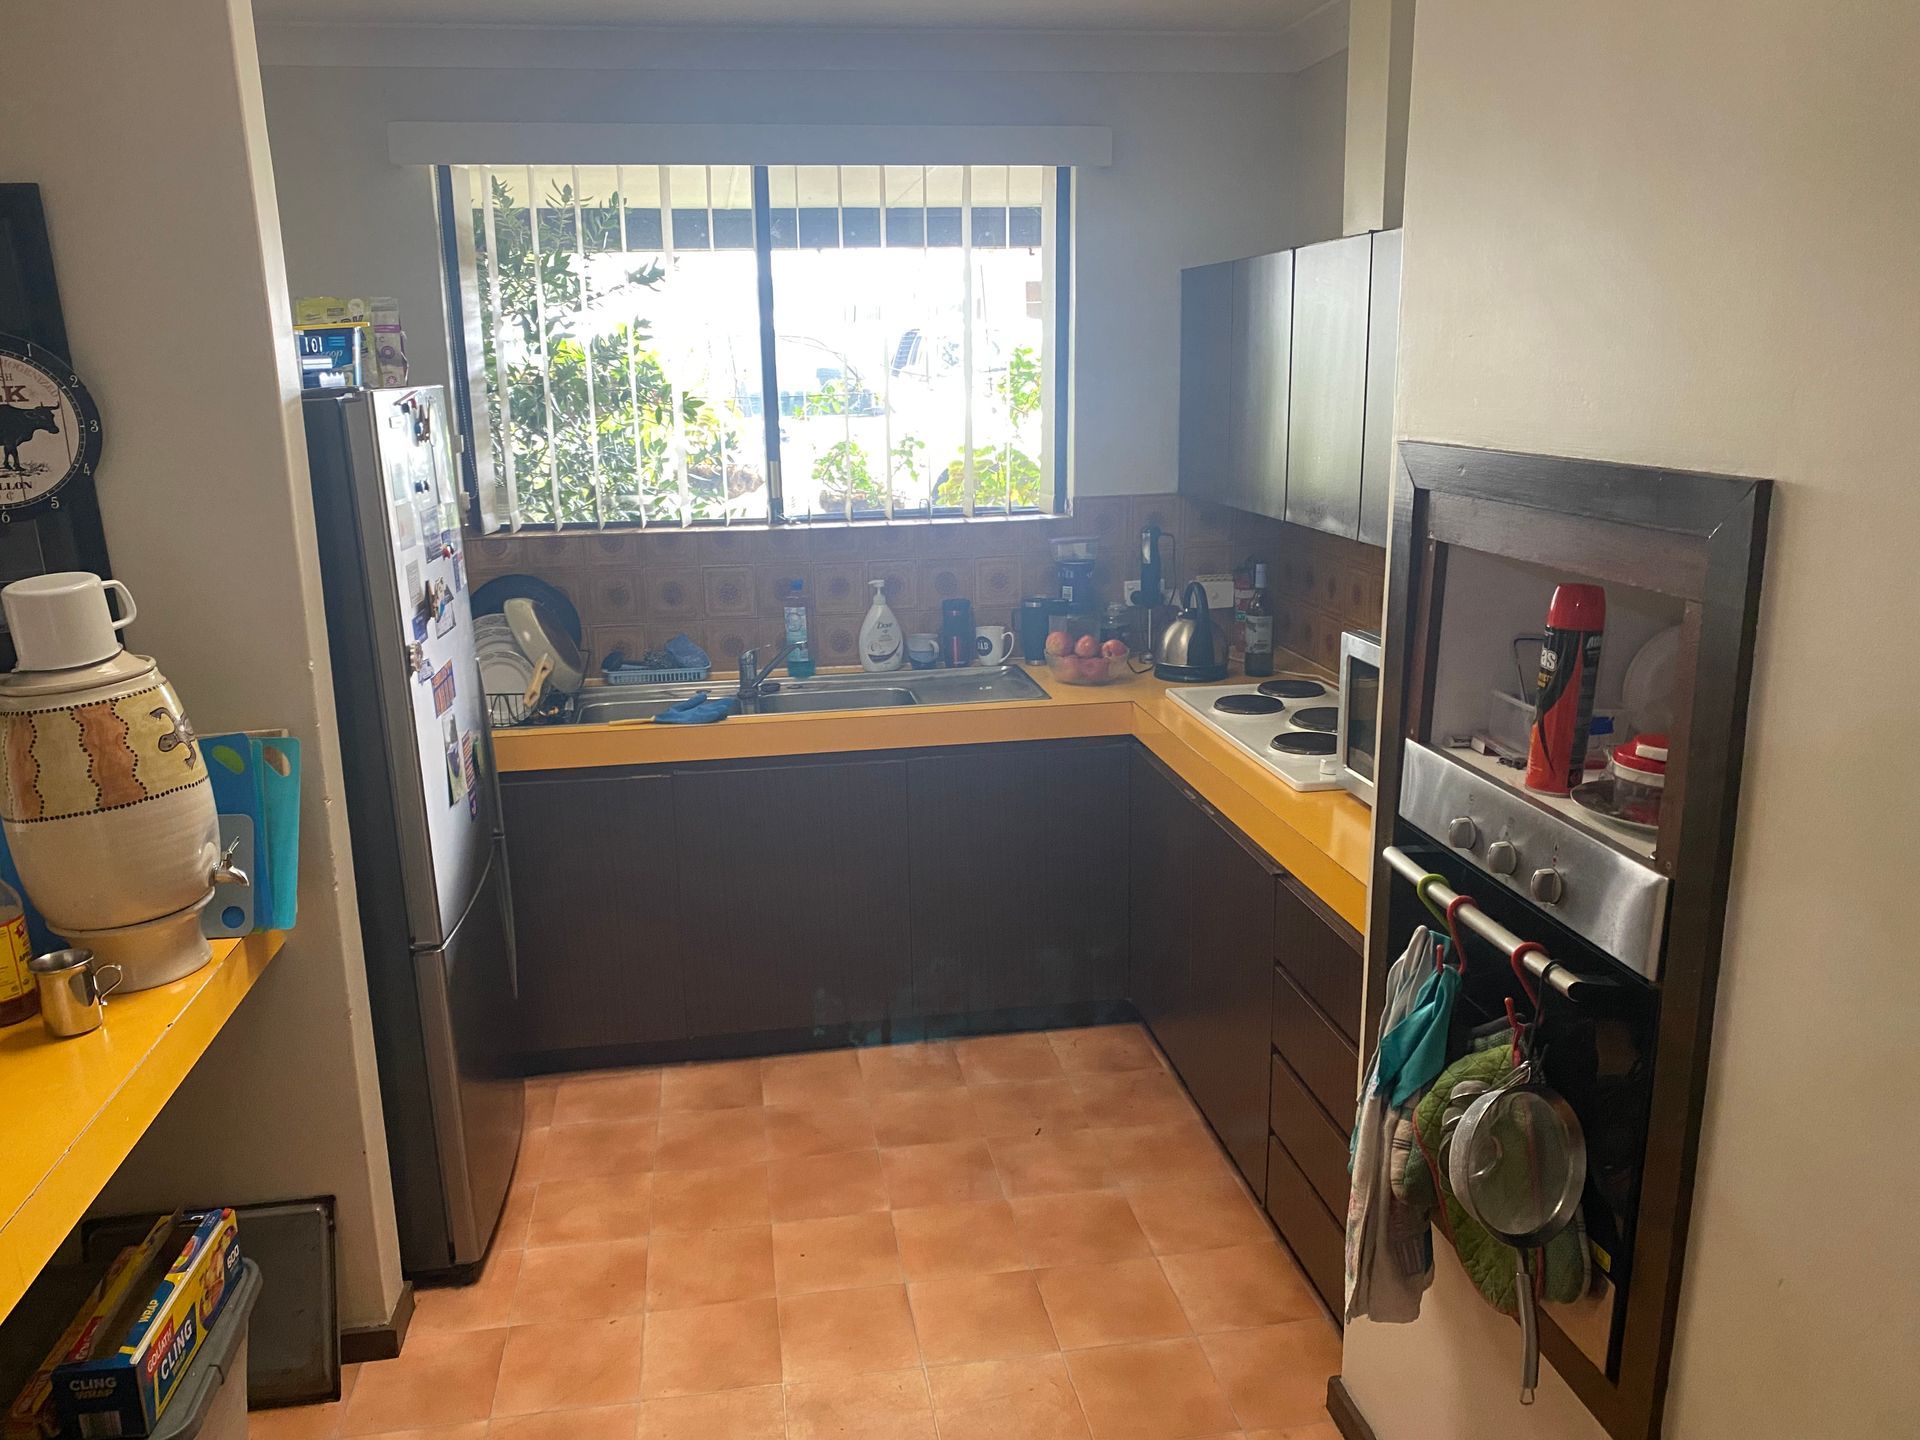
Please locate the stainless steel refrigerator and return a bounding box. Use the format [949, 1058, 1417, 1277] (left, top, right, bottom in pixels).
[302, 386, 522, 1280]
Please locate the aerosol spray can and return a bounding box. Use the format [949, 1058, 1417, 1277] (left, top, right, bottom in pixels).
[1525, 584, 1606, 795]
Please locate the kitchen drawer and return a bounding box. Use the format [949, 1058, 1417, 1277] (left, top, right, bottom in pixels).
[1265, 1134, 1345, 1316]
[1270, 1052, 1352, 1216]
[1272, 965, 1359, 1134]
[1274, 877, 1363, 1043]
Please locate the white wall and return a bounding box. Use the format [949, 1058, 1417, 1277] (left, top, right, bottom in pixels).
[257, 23, 1349, 500]
[0, 0, 404, 1332]
[1345, 2, 1918, 1437]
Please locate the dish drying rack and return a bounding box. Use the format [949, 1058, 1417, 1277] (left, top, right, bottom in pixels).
[487, 690, 575, 728]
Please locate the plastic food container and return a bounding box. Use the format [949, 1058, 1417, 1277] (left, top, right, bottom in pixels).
[1041, 613, 1132, 685]
[1609, 733, 1669, 826]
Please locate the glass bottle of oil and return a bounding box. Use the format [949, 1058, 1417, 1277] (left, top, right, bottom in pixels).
[0, 877, 39, 1027]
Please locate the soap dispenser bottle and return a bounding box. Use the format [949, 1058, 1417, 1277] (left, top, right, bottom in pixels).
[858, 578, 905, 671]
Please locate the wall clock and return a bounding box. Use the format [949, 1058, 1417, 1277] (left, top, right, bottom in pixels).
[0, 334, 102, 521]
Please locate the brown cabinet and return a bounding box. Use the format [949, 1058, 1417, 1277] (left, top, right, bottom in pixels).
[1270, 964, 1360, 1134]
[674, 756, 912, 1039]
[1265, 1135, 1346, 1312]
[500, 771, 689, 1059]
[1129, 749, 1274, 1197]
[906, 739, 1129, 1019]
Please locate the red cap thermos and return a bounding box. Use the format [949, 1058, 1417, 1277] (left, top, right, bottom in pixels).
[1525, 584, 1606, 795]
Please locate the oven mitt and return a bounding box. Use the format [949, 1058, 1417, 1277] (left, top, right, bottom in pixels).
[1405, 1038, 1591, 1314]
[653, 690, 738, 725]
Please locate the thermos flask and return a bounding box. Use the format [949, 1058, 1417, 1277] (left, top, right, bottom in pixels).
[1525, 583, 1606, 795]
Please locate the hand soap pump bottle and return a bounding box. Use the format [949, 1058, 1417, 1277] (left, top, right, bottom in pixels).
[859, 578, 905, 671]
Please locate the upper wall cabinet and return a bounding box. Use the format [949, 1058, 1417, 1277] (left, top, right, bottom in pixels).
[1358, 229, 1403, 547]
[1177, 230, 1401, 546]
[1286, 234, 1371, 537]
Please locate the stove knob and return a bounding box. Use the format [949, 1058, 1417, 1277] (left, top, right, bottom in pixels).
[1529, 866, 1566, 905]
[1446, 816, 1478, 849]
[1486, 839, 1519, 876]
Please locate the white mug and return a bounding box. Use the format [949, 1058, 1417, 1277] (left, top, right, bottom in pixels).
[2, 572, 138, 671]
[973, 625, 1015, 665]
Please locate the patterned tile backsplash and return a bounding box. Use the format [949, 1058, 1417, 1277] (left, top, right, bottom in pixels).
[462, 496, 1385, 675]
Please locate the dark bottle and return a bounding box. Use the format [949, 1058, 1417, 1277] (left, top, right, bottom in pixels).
[1244, 563, 1275, 677]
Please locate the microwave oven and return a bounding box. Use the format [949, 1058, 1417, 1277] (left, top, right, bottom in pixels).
[1336, 628, 1382, 806]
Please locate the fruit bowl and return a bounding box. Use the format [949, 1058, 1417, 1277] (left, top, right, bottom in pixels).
[1042, 619, 1133, 686]
[1046, 652, 1131, 685]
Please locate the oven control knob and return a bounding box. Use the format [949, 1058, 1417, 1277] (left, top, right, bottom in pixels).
[1529, 866, 1566, 905]
[1486, 839, 1519, 876]
[1446, 816, 1478, 849]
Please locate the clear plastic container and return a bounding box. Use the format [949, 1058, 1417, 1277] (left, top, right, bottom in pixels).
[1608, 733, 1668, 827]
[1043, 613, 1132, 685]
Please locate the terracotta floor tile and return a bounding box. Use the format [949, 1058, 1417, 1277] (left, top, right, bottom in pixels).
[635, 1385, 786, 1440]
[926, 1355, 1092, 1440]
[660, 1058, 764, 1112]
[1064, 1338, 1238, 1440]
[766, 1099, 877, 1159]
[1126, 1178, 1272, 1255]
[1096, 1123, 1232, 1190]
[1047, 1025, 1163, 1075]
[496, 1180, 535, 1250]
[772, 1212, 902, 1293]
[1010, 1190, 1152, 1268]
[492, 1316, 646, 1414]
[655, 1108, 769, 1171]
[509, 1238, 650, 1323]
[891, 1200, 1025, 1280]
[782, 1370, 936, 1440]
[516, 1126, 551, 1182]
[908, 1271, 1059, 1365]
[540, 1119, 659, 1181]
[553, 1068, 663, 1126]
[412, 1246, 522, 1333]
[1199, 1321, 1343, 1431]
[245, 1375, 358, 1440]
[1035, 1257, 1190, 1349]
[490, 1405, 639, 1440]
[869, 1087, 982, 1147]
[954, 1032, 1067, 1084]
[1069, 1069, 1199, 1129]
[650, 1163, 771, 1232]
[647, 1225, 776, 1310]
[523, 1083, 557, 1130]
[760, 1049, 866, 1108]
[882, 1139, 1004, 1208]
[969, 1079, 1089, 1139]
[339, 1329, 505, 1434]
[1242, 1423, 1342, 1440]
[987, 1131, 1110, 1198]
[767, 1148, 890, 1221]
[858, 1040, 964, 1092]
[1158, 1245, 1324, 1331]
[639, 1298, 783, 1398]
[308, 1425, 485, 1440]
[777, 1284, 921, 1381]
[527, 1173, 653, 1248]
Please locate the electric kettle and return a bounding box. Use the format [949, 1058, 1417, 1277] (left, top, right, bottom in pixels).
[1153, 582, 1228, 682]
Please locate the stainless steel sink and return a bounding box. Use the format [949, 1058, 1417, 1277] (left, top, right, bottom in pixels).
[758, 686, 917, 714]
[571, 664, 1047, 725]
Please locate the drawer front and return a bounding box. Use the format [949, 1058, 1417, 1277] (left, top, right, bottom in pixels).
[1265, 1134, 1346, 1316]
[1270, 1052, 1352, 1217]
[1274, 879, 1363, 1043]
[1271, 965, 1359, 1134]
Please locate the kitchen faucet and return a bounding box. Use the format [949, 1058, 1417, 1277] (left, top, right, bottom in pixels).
[736, 640, 795, 714]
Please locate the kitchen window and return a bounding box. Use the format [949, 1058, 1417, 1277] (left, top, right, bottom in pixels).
[439, 163, 1071, 530]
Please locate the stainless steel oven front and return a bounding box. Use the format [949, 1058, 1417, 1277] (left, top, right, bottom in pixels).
[1336, 628, 1382, 806]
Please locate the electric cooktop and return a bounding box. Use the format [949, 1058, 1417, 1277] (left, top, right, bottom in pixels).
[1167, 677, 1346, 791]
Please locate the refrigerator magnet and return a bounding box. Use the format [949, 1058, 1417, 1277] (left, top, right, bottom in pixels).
[443, 714, 466, 805]
[461, 732, 480, 819]
[431, 661, 455, 716]
[393, 502, 419, 551]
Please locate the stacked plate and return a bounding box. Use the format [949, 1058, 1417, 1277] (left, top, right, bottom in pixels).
[477, 614, 539, 724]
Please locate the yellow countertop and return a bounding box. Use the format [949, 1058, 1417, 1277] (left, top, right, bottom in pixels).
[0, 929, 285, 1320]
[495, 659, 1373, 930]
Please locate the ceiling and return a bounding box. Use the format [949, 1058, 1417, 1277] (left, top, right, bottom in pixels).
[253, 0, 1334, 32]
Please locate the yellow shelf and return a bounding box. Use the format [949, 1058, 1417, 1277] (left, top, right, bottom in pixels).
[494, 659, 1374, 930]
[0, 929, 285, 1321]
